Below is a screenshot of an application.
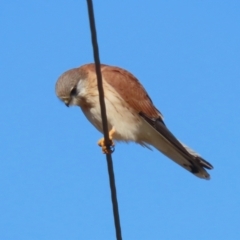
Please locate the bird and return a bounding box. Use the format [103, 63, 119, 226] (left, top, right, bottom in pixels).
[55, 63, 213, 179]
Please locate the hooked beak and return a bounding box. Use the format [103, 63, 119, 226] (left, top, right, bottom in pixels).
[64, 100, 70, 107]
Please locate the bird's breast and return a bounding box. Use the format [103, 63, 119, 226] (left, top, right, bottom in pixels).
[79, 81, 145, 143]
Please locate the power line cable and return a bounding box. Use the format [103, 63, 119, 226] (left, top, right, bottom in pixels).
[86, 1, 122, 239]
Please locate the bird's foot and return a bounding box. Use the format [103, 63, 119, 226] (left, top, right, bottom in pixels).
[98, 138, 115, 154]
[97, 128, 115, 154]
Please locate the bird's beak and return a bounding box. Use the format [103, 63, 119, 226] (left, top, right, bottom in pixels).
[64, 100, 70, 107]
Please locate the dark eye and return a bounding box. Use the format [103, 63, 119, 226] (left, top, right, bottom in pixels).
[70, 87, 77, 96]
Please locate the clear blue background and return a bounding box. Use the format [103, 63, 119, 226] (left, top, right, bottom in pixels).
[1, 1, 240, 239]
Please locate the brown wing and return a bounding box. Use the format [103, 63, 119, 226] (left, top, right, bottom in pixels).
[100, 65, 163, 119]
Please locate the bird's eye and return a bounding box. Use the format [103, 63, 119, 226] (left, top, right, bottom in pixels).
[70, 87, 77, 96]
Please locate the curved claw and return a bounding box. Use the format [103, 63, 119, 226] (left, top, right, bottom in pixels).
[97, 128, 116, 154]
[101, 144, 115, 154]
[98, 138, 115, 154]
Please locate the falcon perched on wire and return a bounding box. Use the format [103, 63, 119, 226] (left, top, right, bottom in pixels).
[55, 63, 213, 179]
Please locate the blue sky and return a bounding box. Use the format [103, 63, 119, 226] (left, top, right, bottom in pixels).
[1, 1, 240, 239]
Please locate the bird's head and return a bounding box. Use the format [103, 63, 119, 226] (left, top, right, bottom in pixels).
[55, 68, 84, 107]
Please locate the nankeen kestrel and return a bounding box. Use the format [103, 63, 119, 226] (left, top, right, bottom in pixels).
[55, 63, 213, 179]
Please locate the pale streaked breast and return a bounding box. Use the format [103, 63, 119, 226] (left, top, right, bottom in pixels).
[79, 78, 145, 143]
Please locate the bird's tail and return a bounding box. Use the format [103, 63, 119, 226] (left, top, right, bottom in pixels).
[153, 137, 212, 179]
[140, 113, 213, 179]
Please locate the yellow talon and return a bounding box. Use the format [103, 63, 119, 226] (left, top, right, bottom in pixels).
[97, 128, 115, 154]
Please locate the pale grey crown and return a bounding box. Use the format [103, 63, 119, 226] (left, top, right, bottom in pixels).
[55, 68, 83, 103]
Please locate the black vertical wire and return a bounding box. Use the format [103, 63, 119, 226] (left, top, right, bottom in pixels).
[86, 1, 122, 240]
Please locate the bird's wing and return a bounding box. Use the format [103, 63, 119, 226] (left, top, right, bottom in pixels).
[101, 65, 163, 119]
[101, 64, 213, 179]
[140, 112, 213, 179]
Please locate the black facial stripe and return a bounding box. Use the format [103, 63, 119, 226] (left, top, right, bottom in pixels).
[70, 87, 77, 96]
